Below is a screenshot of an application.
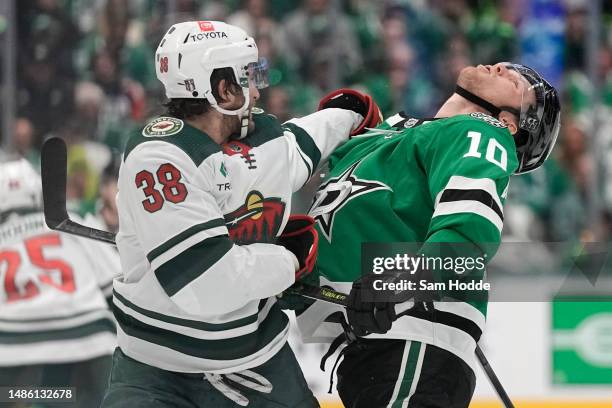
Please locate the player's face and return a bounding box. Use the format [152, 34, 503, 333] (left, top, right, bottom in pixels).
[247, 79, 260, 130]
[220, 79, 260, 134]
[458, 63, 536, 125]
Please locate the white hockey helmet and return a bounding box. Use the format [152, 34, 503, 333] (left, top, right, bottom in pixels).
[155, 21, 269, 137]
[0, 159, 42, 214]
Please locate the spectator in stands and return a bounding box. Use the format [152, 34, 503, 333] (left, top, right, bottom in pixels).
[17, 51, 74, 143]
[263, 86, 291, 123]
[11, 118, 39, 168]
[279, 0, 362, 85]
[228, 0, 277, 40]
[99, 160, 120, 233]
[91, 48, 145, 149]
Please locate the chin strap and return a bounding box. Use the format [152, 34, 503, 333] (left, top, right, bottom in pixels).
[455, 85, 501, 117]
[239, 107, 251, 139]
[208, 87, 252, 139]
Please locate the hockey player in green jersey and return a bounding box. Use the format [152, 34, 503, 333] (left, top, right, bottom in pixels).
[298, 63, 561, 407]
[101, 21, 382, 408]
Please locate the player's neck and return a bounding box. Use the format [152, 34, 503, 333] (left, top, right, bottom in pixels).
[186, 112, 232, 144]
[435, 93, 489, 118]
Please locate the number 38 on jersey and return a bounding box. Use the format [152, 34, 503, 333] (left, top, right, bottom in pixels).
[135, 163, 188, 213]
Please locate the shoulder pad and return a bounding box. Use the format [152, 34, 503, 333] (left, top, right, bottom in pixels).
[124, 116, 221, 165]
[467, 112, 508, 129]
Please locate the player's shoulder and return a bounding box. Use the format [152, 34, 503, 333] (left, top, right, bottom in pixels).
[123, 116, 222, 167]
[445, 113, 511, 134]
[436, 113, 516, 148]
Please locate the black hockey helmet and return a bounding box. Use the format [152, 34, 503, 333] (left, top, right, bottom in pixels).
[507, 63, 561, 174]
[455, 63, 561, 174]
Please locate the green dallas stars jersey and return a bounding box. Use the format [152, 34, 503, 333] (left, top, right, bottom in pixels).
[297, 112, 518, 371]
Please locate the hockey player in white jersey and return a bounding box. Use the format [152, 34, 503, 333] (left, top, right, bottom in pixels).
[101, 20, 382, 407]
[0, 159, 120, 407]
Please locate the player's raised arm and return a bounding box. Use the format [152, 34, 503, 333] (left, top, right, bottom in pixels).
[280, 88, 383, 191]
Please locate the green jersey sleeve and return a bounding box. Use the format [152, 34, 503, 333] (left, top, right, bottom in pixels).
[418, 115, 519, 252]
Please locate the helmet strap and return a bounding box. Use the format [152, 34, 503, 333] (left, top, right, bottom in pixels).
[209, 87, 251, 139]
[455, 85, 501, 117]
[239, 107, 250, 139]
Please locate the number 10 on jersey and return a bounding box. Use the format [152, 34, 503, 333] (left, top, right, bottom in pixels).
[463, 131, 508, 171]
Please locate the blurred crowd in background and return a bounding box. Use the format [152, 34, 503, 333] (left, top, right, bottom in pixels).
[1, 0, 612, 248]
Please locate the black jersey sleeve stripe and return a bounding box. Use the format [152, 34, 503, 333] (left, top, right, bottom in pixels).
[147, 218, 226, 263]
[439, 189, 504, 221]
[154, 235, 233, 297]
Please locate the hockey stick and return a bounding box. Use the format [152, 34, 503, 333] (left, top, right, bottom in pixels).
[293, 284, 515, 408]
[476, 345, 515, 408]
[41, 137, 513, 408]
[41, 137, 117, 244]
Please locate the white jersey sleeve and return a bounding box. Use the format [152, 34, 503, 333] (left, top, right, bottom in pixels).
[117, 141, 297, 316]
[281, 109, 363, 191]
[78, 214, 121, 298]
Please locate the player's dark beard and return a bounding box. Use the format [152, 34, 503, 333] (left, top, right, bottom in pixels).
[223, 114, 242, 138]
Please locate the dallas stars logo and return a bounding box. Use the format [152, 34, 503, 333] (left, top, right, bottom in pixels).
[309, 161, 391, 242]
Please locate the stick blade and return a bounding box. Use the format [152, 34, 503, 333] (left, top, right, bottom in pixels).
[41, 137, 69, 229]
[57, 219, 117, 245]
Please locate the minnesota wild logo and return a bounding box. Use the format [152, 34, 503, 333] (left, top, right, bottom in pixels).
[225, 191, 285, 244]
[142, 117, 184, 137]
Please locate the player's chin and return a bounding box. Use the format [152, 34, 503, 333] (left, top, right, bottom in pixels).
[457, 65, 478, 82]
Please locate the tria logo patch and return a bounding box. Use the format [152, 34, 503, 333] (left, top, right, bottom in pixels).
[222, 141, 257, 170]
[198, 21, 214, 31]
[309, 160, 391, 242]
[142, 117, 184, 137]
[225, 191, 285, 244]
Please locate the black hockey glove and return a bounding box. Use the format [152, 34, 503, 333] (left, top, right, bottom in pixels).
[318, 88, 383, 137]
[277, 215, 318, 281]
[346, 277, 396, 337]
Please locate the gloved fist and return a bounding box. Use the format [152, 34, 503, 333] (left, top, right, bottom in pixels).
[346, 279, 396, 337]
[277, 215, 318, 281]
[318, 88, 383, 137]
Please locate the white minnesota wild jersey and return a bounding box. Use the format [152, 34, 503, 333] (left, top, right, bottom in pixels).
[114, 108, 361, 373]
[0, 211, 120, 366]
